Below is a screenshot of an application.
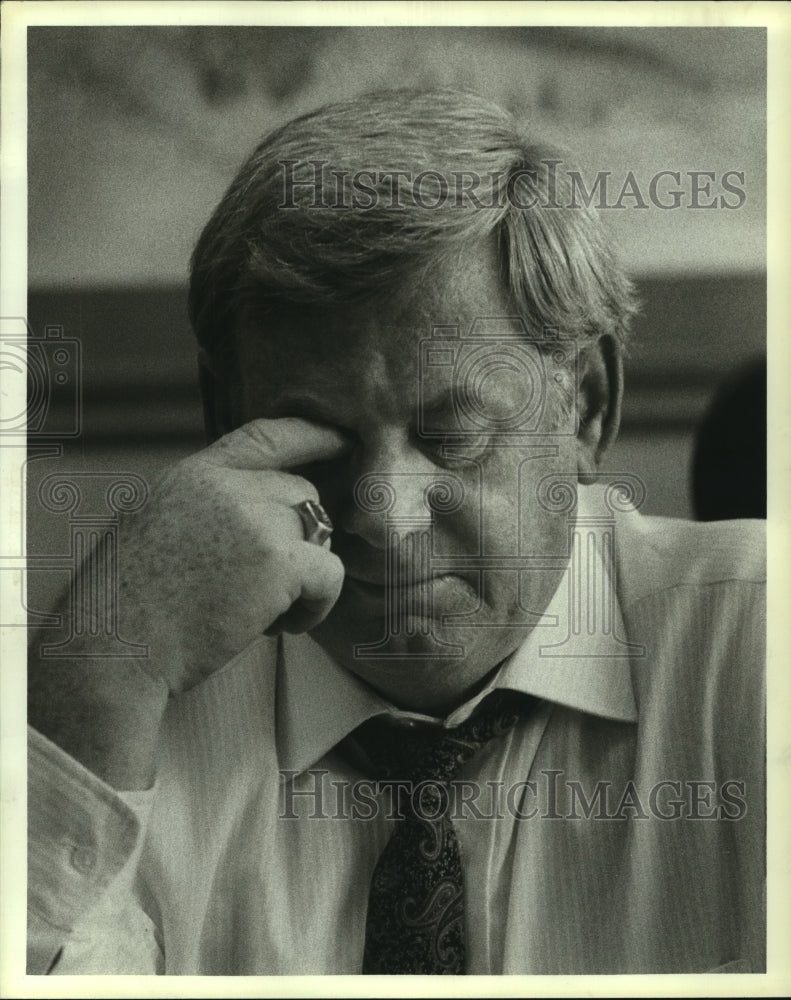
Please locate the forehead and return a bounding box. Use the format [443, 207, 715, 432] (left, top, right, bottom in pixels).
[235, 238, 515, 405]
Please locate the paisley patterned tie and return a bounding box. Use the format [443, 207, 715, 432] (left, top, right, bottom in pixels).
[354, 689, 532, 974]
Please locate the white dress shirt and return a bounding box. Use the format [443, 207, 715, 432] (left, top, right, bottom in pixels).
[28, 487, 766, 975]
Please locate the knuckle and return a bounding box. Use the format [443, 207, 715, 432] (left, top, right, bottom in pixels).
[321, 551, 346, 591]
[325, 550, 345, 576]
[160, 456, 217, 499]
[298, 479, 321, 504]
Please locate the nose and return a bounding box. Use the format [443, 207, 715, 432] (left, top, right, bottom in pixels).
[340, 432, 439, 549]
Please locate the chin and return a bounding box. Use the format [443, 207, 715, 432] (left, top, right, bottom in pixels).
[311, 596, 526, 713]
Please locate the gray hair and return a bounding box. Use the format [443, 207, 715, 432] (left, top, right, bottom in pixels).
[188, 88, 638, 368]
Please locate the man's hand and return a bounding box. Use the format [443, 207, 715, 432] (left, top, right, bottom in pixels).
[120, 417, 349, 693]
[28, 418, 350, 787]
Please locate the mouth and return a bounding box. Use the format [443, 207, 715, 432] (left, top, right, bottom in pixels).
[342, 572, 475, 619]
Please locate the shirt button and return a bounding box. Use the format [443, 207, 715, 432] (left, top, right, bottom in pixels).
[69, 845, 96, 874]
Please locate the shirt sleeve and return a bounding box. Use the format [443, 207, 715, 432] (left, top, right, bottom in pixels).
[27, 726, 161, 974]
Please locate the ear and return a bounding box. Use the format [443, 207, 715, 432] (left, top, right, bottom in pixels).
[575, 334, 623, 483]
[197, 350, 234, 444]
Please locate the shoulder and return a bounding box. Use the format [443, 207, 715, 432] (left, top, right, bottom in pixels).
[611, 507, 765, 611]
[604, 504, 766, 781]
[610, 506, 766, 673]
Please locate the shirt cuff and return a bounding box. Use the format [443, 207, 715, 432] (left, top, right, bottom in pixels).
[28, 726, 153, 950]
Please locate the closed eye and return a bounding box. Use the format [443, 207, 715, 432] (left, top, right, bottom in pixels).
[270, 398, 354, 437]
[417, 430, 491, 466]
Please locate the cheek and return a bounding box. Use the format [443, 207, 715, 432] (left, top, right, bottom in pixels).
[452, 445, 576, 557]
[476, 484, 569, 559]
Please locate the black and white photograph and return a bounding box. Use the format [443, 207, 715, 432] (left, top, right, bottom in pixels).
[1, 1, 788, 994]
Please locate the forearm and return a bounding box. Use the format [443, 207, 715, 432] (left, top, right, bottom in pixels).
[28, 591, 170, 791]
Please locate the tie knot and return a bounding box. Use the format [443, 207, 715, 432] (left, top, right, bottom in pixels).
[354, 689, 533, 784]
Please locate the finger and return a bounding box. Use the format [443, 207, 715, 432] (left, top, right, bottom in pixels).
[264, 543, 344, 636]
[232, 468, 322, 507]
[205, 418, 352, 472]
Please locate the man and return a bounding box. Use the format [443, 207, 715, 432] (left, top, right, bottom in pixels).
[28, 89, 765, 975]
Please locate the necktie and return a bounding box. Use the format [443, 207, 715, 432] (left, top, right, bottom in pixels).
[353, 688, 532, 974]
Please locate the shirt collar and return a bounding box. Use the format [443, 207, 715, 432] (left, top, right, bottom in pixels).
[277, 483, 638, 774]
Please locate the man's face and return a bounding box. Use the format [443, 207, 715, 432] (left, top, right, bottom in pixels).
[234, 244, 583, 713]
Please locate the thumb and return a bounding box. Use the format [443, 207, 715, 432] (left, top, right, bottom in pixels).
[204, 417, 352, 471]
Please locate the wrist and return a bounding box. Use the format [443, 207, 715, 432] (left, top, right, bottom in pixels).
[28, 651, 169, 791]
